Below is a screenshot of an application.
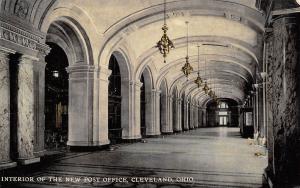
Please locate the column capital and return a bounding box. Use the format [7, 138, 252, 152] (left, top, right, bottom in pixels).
[152, 89, 161, 94]
[99, 66, 111, 81]
[131, 80, 143, 88]
[0, 47, 15, 57]
[19, 55, 39, 67]
[67, 64, 97, 73]
[167, 95, 173, 99]
[20, 54, 39, 61]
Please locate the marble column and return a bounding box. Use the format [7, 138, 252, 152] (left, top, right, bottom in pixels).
[32, 56, 46, 157]
[175, 99, 182, 132]
[0, 48, 17, 169]
[17, 55, 40, 164]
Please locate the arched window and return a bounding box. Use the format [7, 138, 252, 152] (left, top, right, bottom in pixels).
[140, 75, 146, 137]
[218, 102, 228, 109]
[217, 102, 229, 126]
[108, 55, 122, 143]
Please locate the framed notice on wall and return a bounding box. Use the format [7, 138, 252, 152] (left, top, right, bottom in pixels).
[245, 112, 253, 126]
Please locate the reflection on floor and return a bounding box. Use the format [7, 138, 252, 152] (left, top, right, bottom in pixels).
[5, 127, 267, 188]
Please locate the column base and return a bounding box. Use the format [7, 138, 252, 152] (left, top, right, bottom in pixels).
[122, 135, 142, 140]
[18, 157, 40, 165]
[146, 134, 161, 138]
[263, 169, 273, 188]
[161, 132, 173, 135]
[122, 135, 142, 143]
[174, 130, 182, 133]
[34, 150, 46, 157]
[67, 140, 110, 147]
[258, 137, 267, 146]
[146, 132, 161, 137]
[0, 161, 17, 170]
[122, 138, 142, 143]
[263, 168, 300, 188]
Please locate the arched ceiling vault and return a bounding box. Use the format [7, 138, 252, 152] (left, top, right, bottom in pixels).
[93, 0, 264, 107]
[34, 0, 265, 107]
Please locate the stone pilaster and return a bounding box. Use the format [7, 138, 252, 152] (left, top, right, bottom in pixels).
[257, 86, 265, 146]
[194, 105, 199, 128]
[67, 65, 109, 147]
[163, 95, 173, 133]
[146, 90, 161, 136]
[123, 80, 142, 140]
[183, 100, 189, 130]
[203, 109, 207, 127]
[17, 55, 40, 164]
[0, 48, 17, 170]
[253, 90, 259, 142]
[175, 99, 182, 132]
[189, 103, 194, 129]
[198, 107, 202, 127]
[160, 92, 170, 134]
[134, 81, 143, 138]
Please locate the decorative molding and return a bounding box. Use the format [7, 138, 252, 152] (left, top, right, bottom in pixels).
[225, 13, 242, 22]
[0, 20, 50, 55]
[14, 0, 30, 19]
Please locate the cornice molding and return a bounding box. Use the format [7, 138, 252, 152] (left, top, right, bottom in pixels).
[0, 20, 50, 56]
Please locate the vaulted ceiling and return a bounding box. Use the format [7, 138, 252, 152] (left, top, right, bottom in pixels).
[0, 0, 266, 106]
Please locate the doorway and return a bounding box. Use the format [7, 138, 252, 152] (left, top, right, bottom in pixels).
[44, 42, 69, 150]
[108, 55, 122, 144]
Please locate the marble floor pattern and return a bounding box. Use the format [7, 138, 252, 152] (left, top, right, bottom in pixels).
[3, 127, 267, 188]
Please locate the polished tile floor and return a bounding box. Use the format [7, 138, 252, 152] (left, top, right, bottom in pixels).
[5, 127, 267, 188]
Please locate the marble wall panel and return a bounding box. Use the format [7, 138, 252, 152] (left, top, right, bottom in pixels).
[17, 57, 35, 159]
[0, 52, 11, 163]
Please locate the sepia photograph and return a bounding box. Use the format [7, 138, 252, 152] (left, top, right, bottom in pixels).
[0, 0, 299, 187]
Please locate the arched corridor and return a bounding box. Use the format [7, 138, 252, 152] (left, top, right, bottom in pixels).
[0, 0, 300, 187]
[2, 127, 267, 188]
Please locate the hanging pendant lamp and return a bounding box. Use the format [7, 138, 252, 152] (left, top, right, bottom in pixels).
[181, 21, 193, 77]
[194, 45, 202, 88]
[156, 0, 175, 63]
[202, 51, 209, 94]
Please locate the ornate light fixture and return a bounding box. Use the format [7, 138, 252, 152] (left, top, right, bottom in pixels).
[203, 82, 209, 94]
[213, 93, 217, 101]
[181, 21, 193, 77]
[194, 45, 202, 88]
[202, 50, 209, 94]
[208, 89, 214, 97]
[156, 0, 175, 63]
